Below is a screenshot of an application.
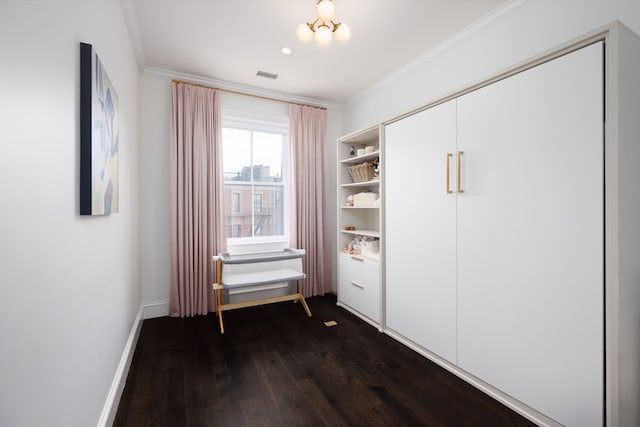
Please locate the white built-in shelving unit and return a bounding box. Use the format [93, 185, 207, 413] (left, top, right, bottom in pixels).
[336, 125, 383, 329]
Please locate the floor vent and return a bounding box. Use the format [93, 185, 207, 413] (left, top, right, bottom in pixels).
[256, 70, 279, 80]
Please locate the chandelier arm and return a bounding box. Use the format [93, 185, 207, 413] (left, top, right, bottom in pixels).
[306, 18, 319, 32]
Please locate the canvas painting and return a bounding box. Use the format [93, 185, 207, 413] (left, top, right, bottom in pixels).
[80, 42, 119, 215]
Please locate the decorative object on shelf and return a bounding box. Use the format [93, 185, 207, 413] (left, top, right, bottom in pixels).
[297, 0, 351, 47]
[357, 148, 365, 156]
[365, 145, 376, 154]
[343, 241, 354, 254]
[343, 225, 356, 231]
[360, 237, 380, 260]
[80, 42, 119, 216]
[346, 194, 354, 206]
[350, 145, 356, 156]
[343, 235, 380, 258]
[372, 158, 380, 179]
[348, 161, 374, 182]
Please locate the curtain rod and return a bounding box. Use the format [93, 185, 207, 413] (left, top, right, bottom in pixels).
[171, 79, 327, 110]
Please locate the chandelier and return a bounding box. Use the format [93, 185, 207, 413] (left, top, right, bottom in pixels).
[297, 0, 351, 47]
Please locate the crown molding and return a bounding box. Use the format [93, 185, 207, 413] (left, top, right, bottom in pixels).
[145, 66, 343, 111]
[344, 0, 534, 108]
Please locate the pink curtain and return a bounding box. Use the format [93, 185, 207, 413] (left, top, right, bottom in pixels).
[169, 82, 226, 317]
[289, 104, 331, 296]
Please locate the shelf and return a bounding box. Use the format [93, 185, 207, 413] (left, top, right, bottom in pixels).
[340, 151, 380, 164]
[341, 205, 379, 209]
[340, 229, 380, 238]
[341, 180, 380, 188]
[221, 268, 305, 288]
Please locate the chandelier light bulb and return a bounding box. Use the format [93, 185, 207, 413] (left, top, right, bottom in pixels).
[297, 0, 349, 46]
[315, 24, 332, 46]
[334, 23, 350, 42]
[297, 23, 314, 43]
[316, 0, 336, 22]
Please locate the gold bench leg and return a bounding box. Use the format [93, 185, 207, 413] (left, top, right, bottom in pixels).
[298, 280, 312, 317]
[216, 285, 225, 334]
[214, 259, 225, 334]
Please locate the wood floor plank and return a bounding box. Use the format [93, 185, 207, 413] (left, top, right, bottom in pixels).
[114, 295, 536, 427]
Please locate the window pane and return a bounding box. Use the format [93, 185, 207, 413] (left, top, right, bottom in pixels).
[253, 131, 283, 182]
[224, 182, 252, 238]
[222, 128, 251, 181]
[253, 184, 285, 236]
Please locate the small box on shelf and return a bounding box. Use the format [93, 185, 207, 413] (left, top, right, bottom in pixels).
[353, 192, 379, 207]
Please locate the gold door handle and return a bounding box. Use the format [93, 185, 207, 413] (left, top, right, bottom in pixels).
[457, 151, 464, 193]
[446, 153, 453, 194]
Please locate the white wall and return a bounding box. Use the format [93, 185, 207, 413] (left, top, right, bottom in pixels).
[139, 73, 172, 311]
[0, 1, 140, 426]
[139, 71, 342, 315]
[343, 0, 640, 133]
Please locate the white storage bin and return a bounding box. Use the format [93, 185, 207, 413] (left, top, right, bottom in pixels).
[353, 192, 379, 206]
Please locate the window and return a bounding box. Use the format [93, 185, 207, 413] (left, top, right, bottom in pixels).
[232, 192, 240, 213]
[253, 193, 262, 212]
[222, 120, 289, 242]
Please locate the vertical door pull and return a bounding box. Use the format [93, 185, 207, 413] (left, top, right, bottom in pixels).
[457, 151, 464, 193]
[446, 153, 453, 194]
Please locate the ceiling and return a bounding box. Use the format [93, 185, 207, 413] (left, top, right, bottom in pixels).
[125, 0, 510, 105]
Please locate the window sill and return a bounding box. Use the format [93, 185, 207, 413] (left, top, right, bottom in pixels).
[226, 237, 290, 254]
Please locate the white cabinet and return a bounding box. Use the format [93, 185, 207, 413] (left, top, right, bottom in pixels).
[385, 100, 457, 362]
[385, 41, 607, 426]
[336, 126, 382, 327]
[338, 254, 380, 322]
[455, 42, 604, 427]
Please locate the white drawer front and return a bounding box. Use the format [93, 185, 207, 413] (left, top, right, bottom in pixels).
[339, 254, 380, 322]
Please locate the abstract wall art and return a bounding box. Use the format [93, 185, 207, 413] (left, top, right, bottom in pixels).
[80, 42, 119, 215]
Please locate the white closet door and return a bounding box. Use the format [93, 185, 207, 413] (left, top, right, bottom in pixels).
[456, 43, 604, 427]
[385, 100, 457, 362]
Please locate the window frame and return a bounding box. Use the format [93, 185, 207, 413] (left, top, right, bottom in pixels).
[222, 116, 290, 246]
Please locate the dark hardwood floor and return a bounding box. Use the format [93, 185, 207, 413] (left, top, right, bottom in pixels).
[114, 294, 535, 427]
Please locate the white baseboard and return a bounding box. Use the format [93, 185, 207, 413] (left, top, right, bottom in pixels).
[96, 304, 144, 427]
[142, 299, 170, 319]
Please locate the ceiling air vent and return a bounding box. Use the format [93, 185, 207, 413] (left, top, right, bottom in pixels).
[256, 70, 279, 80]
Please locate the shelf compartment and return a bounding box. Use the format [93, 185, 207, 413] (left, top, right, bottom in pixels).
[341, 180, 380, 188]
[340, 229, 380, 238]
[340, 151, 380, 164]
